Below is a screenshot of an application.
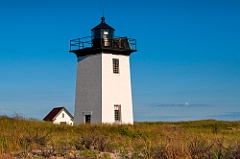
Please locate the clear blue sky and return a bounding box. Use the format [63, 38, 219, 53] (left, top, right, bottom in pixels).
[0, 0, 239, 121]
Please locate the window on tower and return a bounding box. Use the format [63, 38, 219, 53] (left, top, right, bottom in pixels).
[114, 105, 121, 122]
[112, 58, 119, 74]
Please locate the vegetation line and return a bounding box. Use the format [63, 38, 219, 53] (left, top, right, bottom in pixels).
[1, 115, 240, 158]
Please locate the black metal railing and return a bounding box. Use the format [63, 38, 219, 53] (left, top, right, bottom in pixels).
[70, 36, 92, 51]
[70, 36, 136, 52]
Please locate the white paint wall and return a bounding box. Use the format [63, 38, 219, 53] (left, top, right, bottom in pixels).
[102, 54, 133, 124]
[74, 53, 133, 124]
[53, 110, 73, 125]
[74, 54, 102, 124]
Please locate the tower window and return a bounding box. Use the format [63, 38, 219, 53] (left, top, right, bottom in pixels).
[62, 113, 64, 118]
[112, 58, 120, 74]
[114, 105, 121, 122]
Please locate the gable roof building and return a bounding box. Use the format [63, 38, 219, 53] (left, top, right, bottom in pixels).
[43, 107, 74, 125]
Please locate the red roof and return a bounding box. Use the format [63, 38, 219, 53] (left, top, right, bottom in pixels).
[43, 107, 73, 121]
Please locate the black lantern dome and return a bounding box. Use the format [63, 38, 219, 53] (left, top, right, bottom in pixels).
[91, 17, 115, 33]
[70, 17, 136, 57]
[91, 17, 115, 47]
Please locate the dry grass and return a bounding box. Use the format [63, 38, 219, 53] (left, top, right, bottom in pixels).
[1, 115, 240, 158]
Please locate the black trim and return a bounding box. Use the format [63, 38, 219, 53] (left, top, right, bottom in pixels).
[70, 47, 136, 57]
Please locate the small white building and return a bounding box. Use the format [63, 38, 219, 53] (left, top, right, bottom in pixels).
[43, 107, 74, 125]
[70, 17, 137, 124]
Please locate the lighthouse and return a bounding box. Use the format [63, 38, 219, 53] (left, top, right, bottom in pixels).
[70, 17, 136, 124]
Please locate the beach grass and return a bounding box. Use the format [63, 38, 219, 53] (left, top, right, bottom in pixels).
[1, 115, 240, 158]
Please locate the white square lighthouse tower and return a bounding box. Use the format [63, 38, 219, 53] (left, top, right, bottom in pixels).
[70, 17, 137, 124]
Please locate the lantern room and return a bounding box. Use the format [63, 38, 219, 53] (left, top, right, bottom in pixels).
[69, 17, 136, 57]
[91, 17, 115, 47]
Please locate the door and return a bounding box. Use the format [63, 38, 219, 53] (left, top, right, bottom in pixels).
[85, 115, 91, 123]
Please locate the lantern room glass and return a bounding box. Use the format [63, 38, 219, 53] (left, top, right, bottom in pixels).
[92, 29, 114, 40]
